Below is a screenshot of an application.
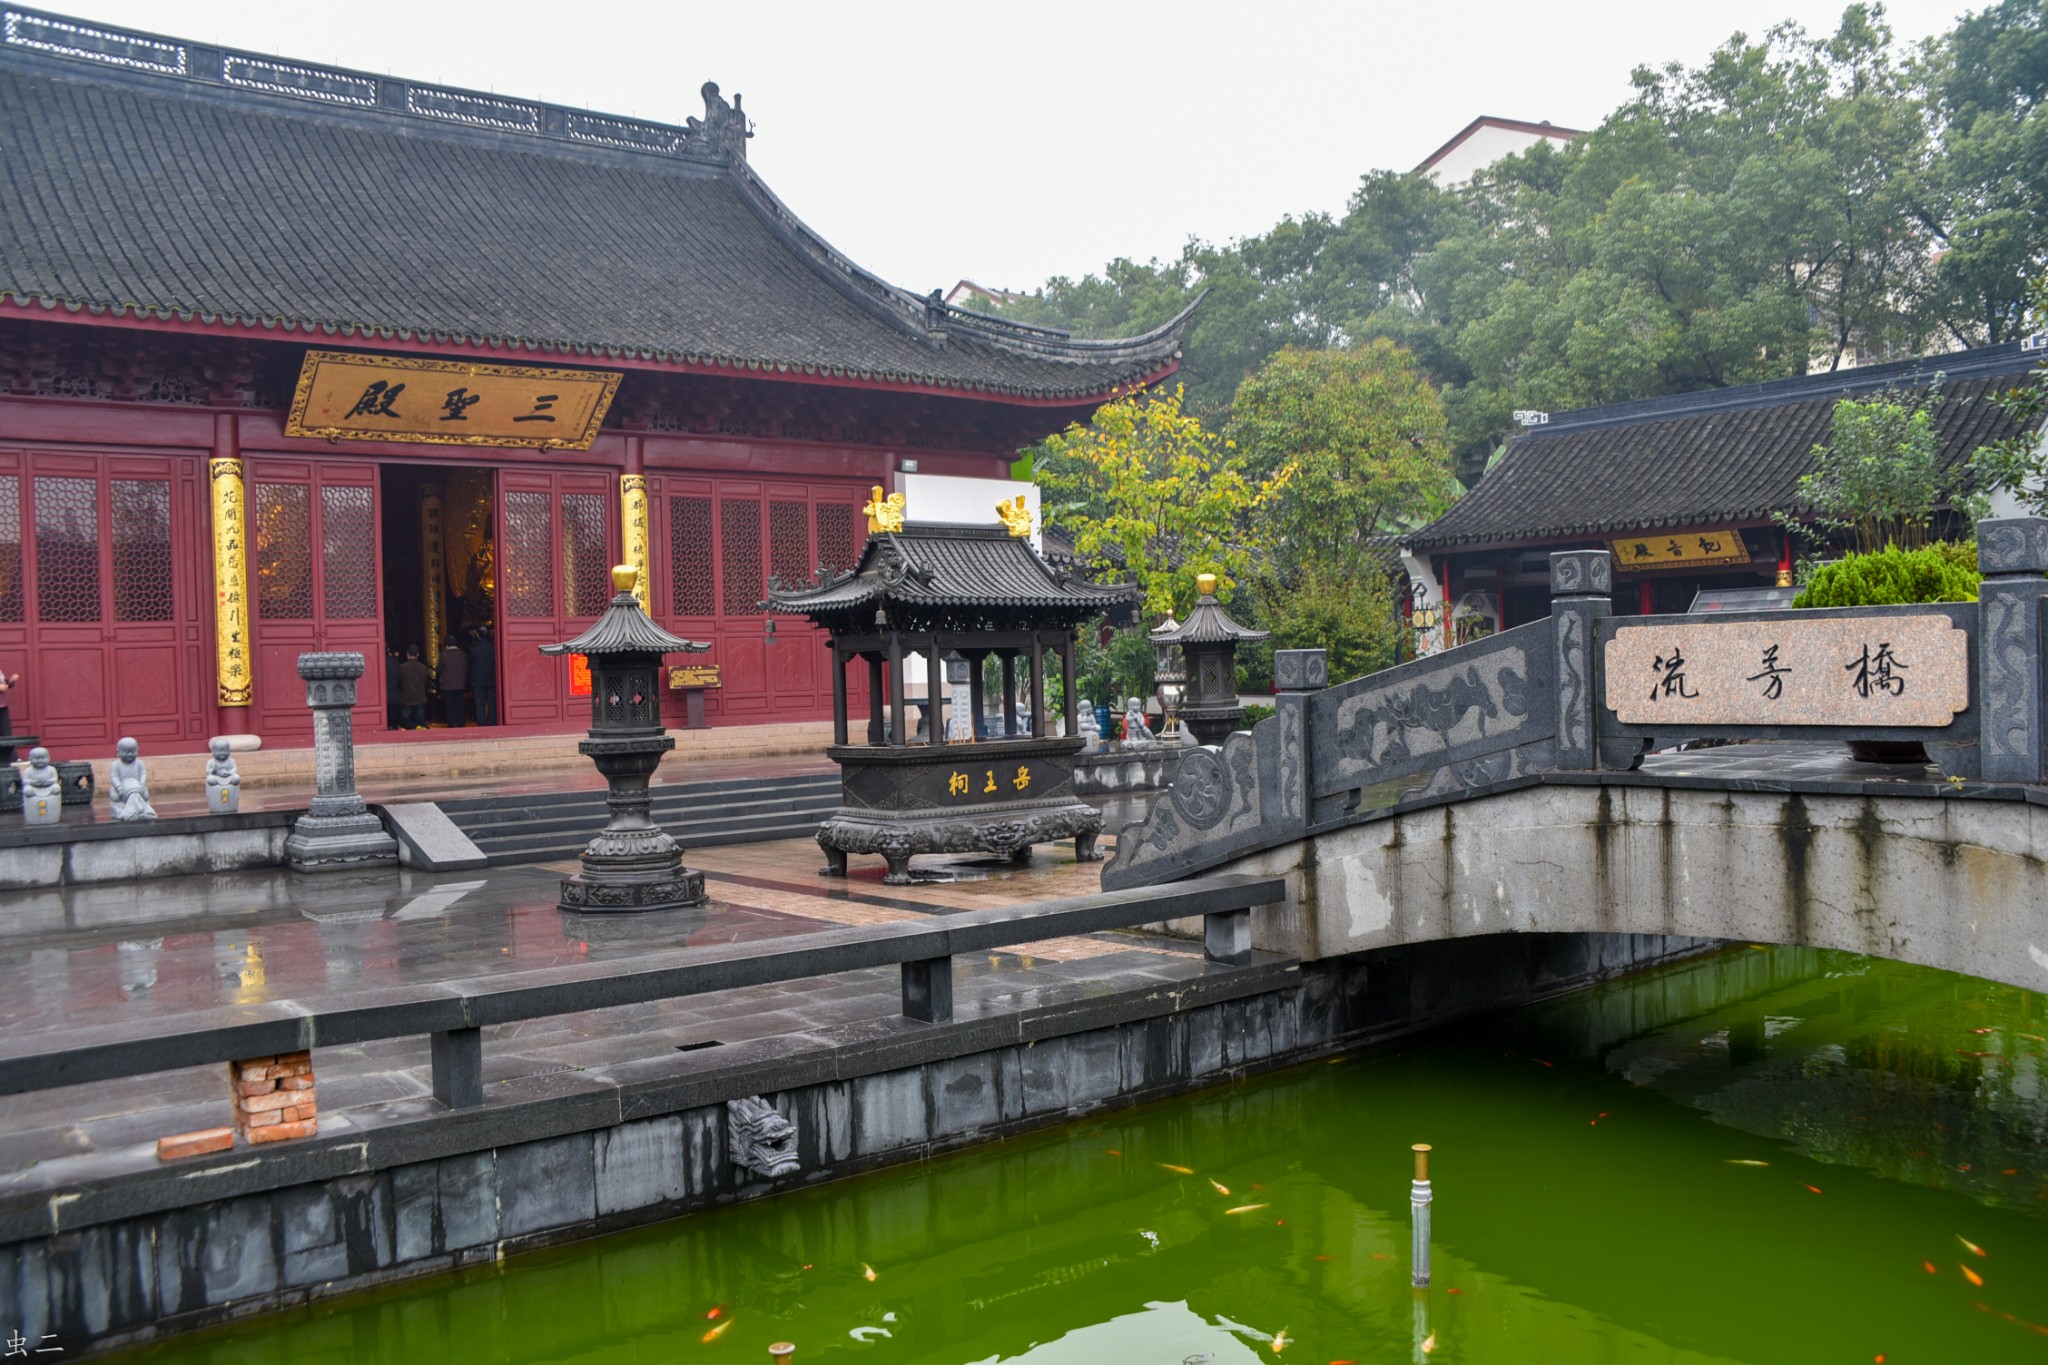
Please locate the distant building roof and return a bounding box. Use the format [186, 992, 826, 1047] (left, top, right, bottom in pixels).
[1414, 115, 1582, 178]
[1406, 344, 2043, 552]
[0, 7, 1191, 402]
[945, 280, 1028, 309]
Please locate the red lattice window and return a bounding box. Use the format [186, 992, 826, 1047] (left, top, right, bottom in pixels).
[33, 476, 101, 623]
[0, 476, 22, 623]
[502, 490, 555, 619]
[252, 483, 313, 620]
[769, 499, 810, 586]
[669, 496, 714, 615]
[110, 479, 174, 622]
[321, 485, 377, 619]
[815, 503, 856, 577]
[562, 492, 609, 616]
[720, 499, 761, 616]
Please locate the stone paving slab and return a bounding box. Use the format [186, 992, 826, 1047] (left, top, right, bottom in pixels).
[0, 823, 1206, 1174]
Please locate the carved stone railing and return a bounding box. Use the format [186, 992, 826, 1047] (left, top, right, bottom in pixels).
[1101, 516, 2048, 889]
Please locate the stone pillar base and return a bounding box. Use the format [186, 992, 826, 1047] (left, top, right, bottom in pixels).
[558, 867, 706, 912]
[286, 811, 398, 872]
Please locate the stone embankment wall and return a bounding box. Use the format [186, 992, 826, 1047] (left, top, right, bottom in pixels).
[0, 932, 1703, 1354]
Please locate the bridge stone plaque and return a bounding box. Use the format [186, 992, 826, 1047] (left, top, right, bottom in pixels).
[1605, 616, 1968, 727]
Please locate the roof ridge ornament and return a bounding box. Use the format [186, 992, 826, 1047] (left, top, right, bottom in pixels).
[864, 485, 906, 534]
[687, 81, 751, 161]
[996, 494, 1032, 538]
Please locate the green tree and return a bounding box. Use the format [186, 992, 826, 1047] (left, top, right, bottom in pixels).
[1974, 273, 2048, 513]
[1788, 383, 1984, 553]
[1224, 343, 1458, 577]
[1032, 386, 1280, 616]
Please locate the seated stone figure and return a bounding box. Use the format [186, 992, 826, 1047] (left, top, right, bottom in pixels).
[205, 738, 241, 814]
[20, 747, 60, 825]
[108, 736, 157, 821]
[1120, 695, 1156, 748]
[1076, 696, 1101, 750]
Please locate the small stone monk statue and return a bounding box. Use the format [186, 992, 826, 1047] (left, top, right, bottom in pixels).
[20, 746, 60, 825]
[1076, 696, 1100, 750]
[108, 736, 157, 821]
[1120, 696, 1155, 749]
[205, 738, 241, 814]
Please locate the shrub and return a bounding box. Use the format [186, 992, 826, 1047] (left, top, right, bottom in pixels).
[1242, 703, 1276, 727]
[1792, 541, 1980, 608]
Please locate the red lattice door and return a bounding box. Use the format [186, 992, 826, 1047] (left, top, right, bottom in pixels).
[0, 451, 210, 753]
[648, 476, 867, 723]
[247, 461, 383, 742]
[499, 468, 614, 729]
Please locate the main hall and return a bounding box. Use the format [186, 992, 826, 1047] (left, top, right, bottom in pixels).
[0, 6, 1190, 756]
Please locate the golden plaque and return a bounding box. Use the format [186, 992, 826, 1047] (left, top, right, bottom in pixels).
[209, 457, 252, 707]
[1608, 528, 1751, 570]
[285, 350, 621, 450]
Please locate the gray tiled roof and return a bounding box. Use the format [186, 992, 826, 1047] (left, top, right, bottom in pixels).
[0, 9, 1190, 400]
[1409, 345, 2042, 551]
[767, 524, 1135, 625]
[539, 593, 708, 657]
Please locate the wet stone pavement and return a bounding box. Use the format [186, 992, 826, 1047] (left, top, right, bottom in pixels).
[0, 796, 1187, 1174]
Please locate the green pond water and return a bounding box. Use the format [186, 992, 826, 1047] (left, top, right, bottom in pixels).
[119, 944, 2048, 1364]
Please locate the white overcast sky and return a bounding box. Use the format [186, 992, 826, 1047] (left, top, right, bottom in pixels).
[69, 0, 1975, 295]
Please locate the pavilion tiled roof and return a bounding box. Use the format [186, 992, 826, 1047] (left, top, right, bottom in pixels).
[1407, 344, 2043, 551]
[766, 524, 1136, 626]
[0, 8, 1190, 401]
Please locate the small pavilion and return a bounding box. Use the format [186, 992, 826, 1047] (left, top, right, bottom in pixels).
[766, 520, 1134, 883]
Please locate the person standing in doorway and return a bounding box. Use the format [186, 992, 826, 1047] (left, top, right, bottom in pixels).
[438, 634, 468, 728]
[395, 645, 432, 730]
[468, 627, 497, 726]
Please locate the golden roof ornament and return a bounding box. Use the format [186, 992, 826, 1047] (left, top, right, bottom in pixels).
[863, 485, 905, 535]
[996, 493, 1032, 538]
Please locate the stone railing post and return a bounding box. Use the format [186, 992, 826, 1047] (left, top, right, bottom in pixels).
[1273, 647, 1327, 830]
[1549, 550, 1613, 770]
[285, 652, 398, 872]
[1976, 517, 2048, 784]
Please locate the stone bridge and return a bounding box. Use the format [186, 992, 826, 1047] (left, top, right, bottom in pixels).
[1104, 518, 2048, 994]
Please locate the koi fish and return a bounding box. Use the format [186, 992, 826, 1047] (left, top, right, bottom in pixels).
[701, 1319, 733, 1344]
[1447, 1287, 1464, 1295]
[1270, 1327, 1290, 1353]
[1534, 1059, 1554, 1068]
[1104, 1149, 1123, 1157]
[1421, 1330, 1438, 1354]
[1314, 1255, 1334, 1262]
[848, 1326, 893, 1343]
[1209, 1178, 1232, 1196]
[862, 1262, 878, 1282]
[1157, 1163, 1195, 1176]
[1805, 1184, 1824, 1194]
[1225, 1203, 1270, 1215]
[1959, 1235, 1987, 1257]
[705, 1305, 726, 1320]
[2020, 1034, 2044, 1043]
[1726, 1159, 1770, 1167]
[1957, 1050, 1995, 1058]
[1960, 1263, 1985, 1287]
[1372, 1252, 1393, 1261]
[1923, 1261, 1938, 1274]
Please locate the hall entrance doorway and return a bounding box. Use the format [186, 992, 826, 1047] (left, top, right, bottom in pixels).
[378, 464, 500, 733]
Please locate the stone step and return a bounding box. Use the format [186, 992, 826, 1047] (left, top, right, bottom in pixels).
[445, 772, 840, 866]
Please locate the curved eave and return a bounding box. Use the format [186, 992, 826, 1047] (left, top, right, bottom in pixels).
[0, 293, 1185, 408]
[1406, 502, 1816, 552]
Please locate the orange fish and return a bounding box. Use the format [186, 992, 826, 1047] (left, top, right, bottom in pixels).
[1314, 1255, 1335, 1262]
[1971, 1027, 1999, 1035]
[2003, 1168, 2019, 1176]
[1104, 1149, 1122, 1157]
[705, 1305, 726, 1320]
[1225, 1203, 1270, 1215]
[1923, 1261, 1938, 1274]
[1535, 1059, 1554, 1068]
[1960, 1263, 1985, 1287]
[1372, 1253, 1393, 1261]
[701, 1319, 733, 1344]
[1157, 1163, 1195, 1176]
[1209, 1178, 1232, 1196]
[1959, 1235, 1988, 1257]
[863, 1263, 878, 1282]
[1270, 1327, 1290, 1353]
[1726, 1160, 1770, 1167]
[1421, 1330, 1438, 1354]
[1446, 1287, 1464, 1295]
[1805, 1185, 1823, 1194]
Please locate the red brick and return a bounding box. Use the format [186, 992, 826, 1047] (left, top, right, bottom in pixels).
[236, 1078, 277, 1098]
[276, 1051, 312, 1069]
[278, 1075, 314, 1091]
[281, 1103, 315, 1122]
[156, 1128, 234, 1161]
[240, 1088, 302, 1114]
[242, 1108, 281, 1128]
[247, 1117, 316, 1144]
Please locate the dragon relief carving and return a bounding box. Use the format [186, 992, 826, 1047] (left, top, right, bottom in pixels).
[727, 1096, 800, 1178]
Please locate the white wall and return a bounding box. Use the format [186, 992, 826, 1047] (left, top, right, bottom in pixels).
[1424, 124, 1571, 186]
[898, 473, 1040, 553]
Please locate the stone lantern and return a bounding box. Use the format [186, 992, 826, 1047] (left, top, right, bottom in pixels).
[540, 565, 711, 913]
[1148, 573, 1269, 746]
[1150, 610, 1188, 741]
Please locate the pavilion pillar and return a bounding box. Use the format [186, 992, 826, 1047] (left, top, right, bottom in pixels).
[1029, 635, 1047, 738]
[1001, 653, 1018, 737]
[888, 634, 906, 747]
[926, 640, 946, 744]
[1061, 639, 1078, 737]
[831, 645, 849, 746]
[208, 414, 253, 738]
[866, 654, 884, 745]
[968, 651, 985, 742]
[620, 438, 651, 615]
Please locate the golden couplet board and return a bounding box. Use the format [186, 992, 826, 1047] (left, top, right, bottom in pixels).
[669, 664, 723, 690]
[209, 458, 252, 706]
[1604, 616, 1968, 727]
[285, 350, 622, 450]
[1608, 528, 1752, 570]
[420, 487, 446, 671]
[620, 474, 652, 613]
